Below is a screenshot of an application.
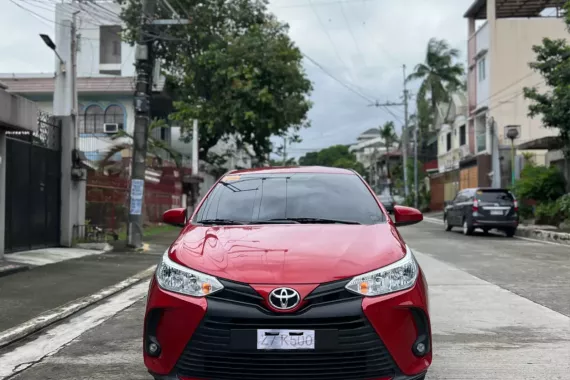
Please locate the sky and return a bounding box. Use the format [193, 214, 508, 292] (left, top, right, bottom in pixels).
[0, 0, 475, 158]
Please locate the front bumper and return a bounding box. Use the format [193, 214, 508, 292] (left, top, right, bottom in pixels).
[144, 272, 431, 380]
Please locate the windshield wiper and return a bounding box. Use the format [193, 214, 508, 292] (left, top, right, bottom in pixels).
[255, 219, 302, 224]
[197, 219, 246, 225]
[269, 217, 361, 225]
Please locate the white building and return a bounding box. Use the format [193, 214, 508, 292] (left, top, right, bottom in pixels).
[465, 0, 568, 175]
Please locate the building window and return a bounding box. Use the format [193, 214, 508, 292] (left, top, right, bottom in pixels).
[478, 57, 486, 82]
[104, 105, 124, 129]
[460, 124, 466, 146]
[99, 25, 122, 65]
[446, 132, 452, 152]
[84, 105, 105, 133]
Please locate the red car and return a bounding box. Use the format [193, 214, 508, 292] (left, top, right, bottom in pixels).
[144, 167, 431, 380]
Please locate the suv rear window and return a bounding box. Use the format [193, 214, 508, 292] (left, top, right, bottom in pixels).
[476, 190, 514, 204]
[194, 173, 385, 225]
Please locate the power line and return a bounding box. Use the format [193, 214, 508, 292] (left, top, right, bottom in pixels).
[302, 53, 375, 103]
[338, 0, 367, 66]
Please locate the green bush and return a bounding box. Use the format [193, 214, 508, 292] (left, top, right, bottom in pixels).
[535, 202, 564, 226]
[513, 165, 566, 203]
[557, 193, 570, 221]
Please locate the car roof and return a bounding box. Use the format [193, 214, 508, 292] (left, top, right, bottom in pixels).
[227, 166, 356, 176]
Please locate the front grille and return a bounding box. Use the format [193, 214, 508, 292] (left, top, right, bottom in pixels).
[174, 313, 397, 380]
[209, 278, 362, 312]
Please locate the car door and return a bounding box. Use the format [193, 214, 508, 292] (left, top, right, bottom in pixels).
[446, 192, 462, 225]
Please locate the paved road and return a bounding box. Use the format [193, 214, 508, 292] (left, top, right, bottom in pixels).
[2, 222, 569, 380]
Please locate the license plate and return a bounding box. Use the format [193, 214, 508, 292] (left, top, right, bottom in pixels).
[491, 210, 503, 215]
[257, 329, 315, 350]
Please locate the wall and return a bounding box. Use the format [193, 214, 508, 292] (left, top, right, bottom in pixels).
[56, 3, 136, 78]
[475, 22, 490, 108]
[490, 18, 568, 145]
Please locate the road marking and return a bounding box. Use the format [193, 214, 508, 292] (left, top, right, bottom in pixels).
[413, 250, 570, 379]
[422, 216, 568, 247]
[0, 282, 150, 380]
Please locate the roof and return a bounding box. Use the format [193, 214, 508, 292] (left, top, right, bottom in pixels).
[517, 135, 564, 150]
[360, 128, 379, 136]
[228, 166, 355, 175]
[0, 76, 166, 95]
[464, 0, 566, 19]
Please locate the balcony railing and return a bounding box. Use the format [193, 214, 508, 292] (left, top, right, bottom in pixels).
[476, 133, 486, 152]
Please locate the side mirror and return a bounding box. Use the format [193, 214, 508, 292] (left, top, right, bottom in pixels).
[393, 205, 423, 227]
[163, 208, 187, 227]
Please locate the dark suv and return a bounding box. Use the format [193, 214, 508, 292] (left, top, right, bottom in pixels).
[443, 188, 519, 237]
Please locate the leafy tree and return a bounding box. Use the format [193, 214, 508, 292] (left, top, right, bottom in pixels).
[118, 0, 313, 164]
[407, 38, 465, 113]
[299, 145, 365, 175]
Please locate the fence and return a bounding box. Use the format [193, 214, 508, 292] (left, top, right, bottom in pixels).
[86, 172, 182, 232]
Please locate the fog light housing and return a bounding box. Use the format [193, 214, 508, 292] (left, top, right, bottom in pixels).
[146, 336, 161, 357]
[415, 342, 426, 354]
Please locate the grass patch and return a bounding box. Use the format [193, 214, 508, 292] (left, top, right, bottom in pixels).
[116, 224, 179, 241]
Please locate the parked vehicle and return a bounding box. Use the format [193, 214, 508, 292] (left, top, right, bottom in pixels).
[378, 193, 397, 213]
[443, 187, 519, 237]
[144, 167, 431, 380]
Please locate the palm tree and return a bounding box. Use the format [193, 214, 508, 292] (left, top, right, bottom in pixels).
[406, 38, 465, 113]
[379, 121, 397, 183]
[98, 119, 187, 175]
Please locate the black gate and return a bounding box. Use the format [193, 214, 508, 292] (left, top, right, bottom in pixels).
[5, 111, 61, 253]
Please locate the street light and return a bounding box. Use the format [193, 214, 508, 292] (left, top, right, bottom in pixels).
[505, 125, 521, 186]
[39, 34, 65, 71]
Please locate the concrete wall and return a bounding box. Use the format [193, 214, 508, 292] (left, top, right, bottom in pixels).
[0, 89, 38, 132]
[489, 17, 568, 145]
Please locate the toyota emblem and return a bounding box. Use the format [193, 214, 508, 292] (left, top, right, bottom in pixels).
[268, 287, 301, 310]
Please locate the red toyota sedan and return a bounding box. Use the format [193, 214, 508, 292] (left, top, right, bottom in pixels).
[144, 166, 431, 380]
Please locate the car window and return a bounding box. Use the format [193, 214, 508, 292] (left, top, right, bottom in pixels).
[476, 190, 514, 204]
[194, 173, 385, 225]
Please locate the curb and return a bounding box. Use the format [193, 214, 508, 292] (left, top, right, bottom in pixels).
[0, 265, 156, 349]
[0, 264, 30, 278]
[423, 216, 569, 246]
[516, 225, 570, 246]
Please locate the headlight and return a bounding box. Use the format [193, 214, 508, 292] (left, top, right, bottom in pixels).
[156, 250, 224, 297]
[345, 246, 418, 296]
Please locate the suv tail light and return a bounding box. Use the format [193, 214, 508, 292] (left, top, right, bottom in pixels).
[514, 199, 518, 212]
[472, 199, 479, 212]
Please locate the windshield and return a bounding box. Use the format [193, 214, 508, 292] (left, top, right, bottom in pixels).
[194, 173, 385, 225]
[476, 190, 514, 204]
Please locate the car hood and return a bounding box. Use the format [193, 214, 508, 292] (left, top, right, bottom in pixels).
[168, 223, 407, 284]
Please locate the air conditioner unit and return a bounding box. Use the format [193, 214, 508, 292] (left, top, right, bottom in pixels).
[103, 123, 119, 134]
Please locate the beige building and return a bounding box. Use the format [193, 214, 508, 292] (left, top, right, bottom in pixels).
[465, 0, 567, 171]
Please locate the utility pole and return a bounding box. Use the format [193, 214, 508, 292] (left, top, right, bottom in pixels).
[413, 114, 418, 208]
[127, 0, 157, 248]
[282, 137, 287, 165]
[368, 65, 410, 198]
[402, 64, 410, 199]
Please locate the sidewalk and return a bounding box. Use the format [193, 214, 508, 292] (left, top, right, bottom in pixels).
[0, 229, 179, 345]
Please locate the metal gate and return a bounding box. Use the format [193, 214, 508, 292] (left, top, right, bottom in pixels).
[5, 111, 61, 253]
